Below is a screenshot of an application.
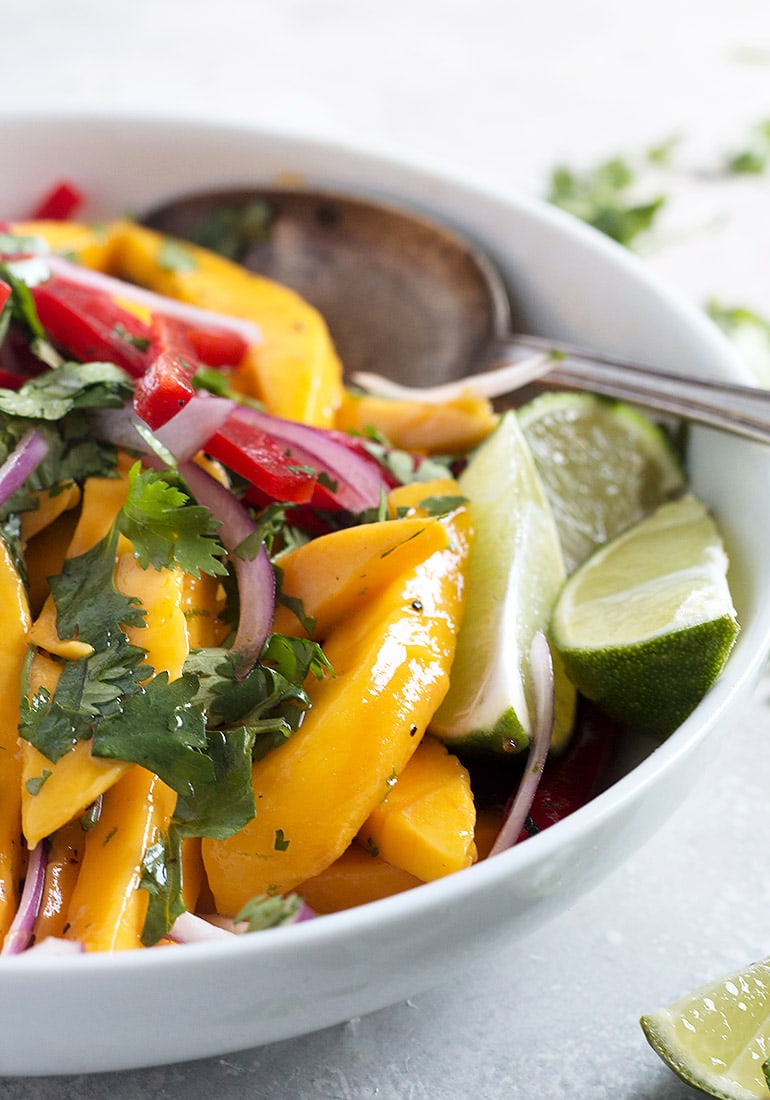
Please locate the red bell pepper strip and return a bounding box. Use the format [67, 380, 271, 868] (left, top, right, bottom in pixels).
[517, 703, 618, 841]
[0, 279, 11, 314]
[205, 415, 318, 505]
[29, 180, 83, 221]
[133, 317, 200, 430]
[182, 323, 248, 368]
[0, 324, 47, 390]
[32, 278, 151, 377]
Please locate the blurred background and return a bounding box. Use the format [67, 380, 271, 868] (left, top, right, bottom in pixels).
[3, 2, 770, 1097]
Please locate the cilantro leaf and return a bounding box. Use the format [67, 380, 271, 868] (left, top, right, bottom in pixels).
[118, 464, 227, 577]
[171, 725, 256, 840]
[417, 494, 467, 517]
[0, 361, 132, 421]
[91, 673, 215, 800]
[546, 157, 666, 248]
[139, 835, 185, 947]
[157, 239, 197, 273]
[185, 634, 331, 740]
[234, 893, 305, 931]
[185, 200, 273, 263]
[49, 526, 146, 644]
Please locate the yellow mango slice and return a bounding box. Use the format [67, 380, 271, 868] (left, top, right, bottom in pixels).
[474, 807, 504, 861]
[63, 767, 176, 952]
[9, 219, 113, 269]
[181, 572, 228, 649]
[272, 515, 451, 639]
[23, 496, 81, 617]
[202, 499, 472, 913]
[296, 843, 421, 915]
[32, 819, 85, 942]
[22, 472, 190, 847]
[0, 539, 31, 940]
[104, 220, 344, 428]
[337, 391, 498, 454]
[20, 482, 81, 543]
[358, 734, 476, 882]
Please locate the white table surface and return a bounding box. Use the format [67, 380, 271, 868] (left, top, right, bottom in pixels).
[3, 1, 770, 1095]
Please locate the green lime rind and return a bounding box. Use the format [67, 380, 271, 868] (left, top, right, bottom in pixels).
[432, 704, 528, 756]
[557, 616, 739, 740]
[430, 411, 576, 755]
[641, 957, 770, 1099]
[518, 391, 686, 574]
[551, 493, 739, 739]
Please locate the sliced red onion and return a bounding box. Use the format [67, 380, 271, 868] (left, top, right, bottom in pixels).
[89, 394, 235, 464]
[351, 352, 554, 404]
[488, 632, 555, 856]
[22, 937, 85, 956]
[0, 429, 49, 509]
[1, 841, 48, 956]
[228, 406, 388, 512]
[179, 458, 275, 674]
[42, 253, 261, 349]
[154, 394, 235, 462]
[88, 404, 150, 453]
[167, 911, 236, 943]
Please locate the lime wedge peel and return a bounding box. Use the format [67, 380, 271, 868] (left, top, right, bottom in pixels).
[430, 411, 576, 755]
[518, 391, 686, 574]
[641, 958, 770, 1099]
[551, 494, 739, 740]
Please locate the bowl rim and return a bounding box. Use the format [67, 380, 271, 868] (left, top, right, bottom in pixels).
[0, 109, 765, 996]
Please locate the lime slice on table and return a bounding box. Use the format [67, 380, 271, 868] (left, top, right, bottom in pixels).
[518, 392, 686, 573]
[641, 957, 770, 1099]
[430, 410, 576, 755]
[551, 493, 739, 740]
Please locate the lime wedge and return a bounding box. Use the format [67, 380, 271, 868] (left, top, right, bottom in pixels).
[551, 493, 739, 739]
[430, 411, 576, 754]
[518, 392, 685, 573]
[641, 958, 770, 1099]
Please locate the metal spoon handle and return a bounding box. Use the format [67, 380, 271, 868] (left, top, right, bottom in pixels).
[500, 334, 770, 444]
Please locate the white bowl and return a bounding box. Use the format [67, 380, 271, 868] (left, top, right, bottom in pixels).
[1, 113, 769, 1077]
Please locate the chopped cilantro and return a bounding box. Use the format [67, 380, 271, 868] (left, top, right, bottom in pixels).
[186, 200, 273, 263]
[274, 566, 317, 636]
[417, 494, 467, 517]
[546, 156, 666, 247]
[192, 365, 262, 407]
[119, 463, 227, 577]
[0, 361, 132, 421]
[273, 828, 290, 852]
[707, 299, 770, 341]
[724, 119, 770, 174]
[139, 836, 185, 947]
[24, 770, 52, 796]
[234, 892, 304, 931]
[113, 323, 151, 352]
[157, 239, 197, 273]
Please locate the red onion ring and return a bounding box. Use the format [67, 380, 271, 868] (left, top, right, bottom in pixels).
[40, 254, 261, 349]
[0, 429, 49, 509]
[226, 407, 388, 513]
[1, 841, 48, 956]
[488, 632, 555, 856]
[179, 458, 275, 674]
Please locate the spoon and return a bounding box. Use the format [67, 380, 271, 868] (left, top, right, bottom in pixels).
[143, 187, 770, 444]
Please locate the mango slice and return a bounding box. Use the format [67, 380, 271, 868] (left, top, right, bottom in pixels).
[202, 498, 472, 913]
[63, 766, 176, 951]
[358, 734, 476, 882]
[105, 221, 344, 427]
[337, 391, 498, 454]
[0, 539, 31, 940]
[296, 843, 421, 914]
